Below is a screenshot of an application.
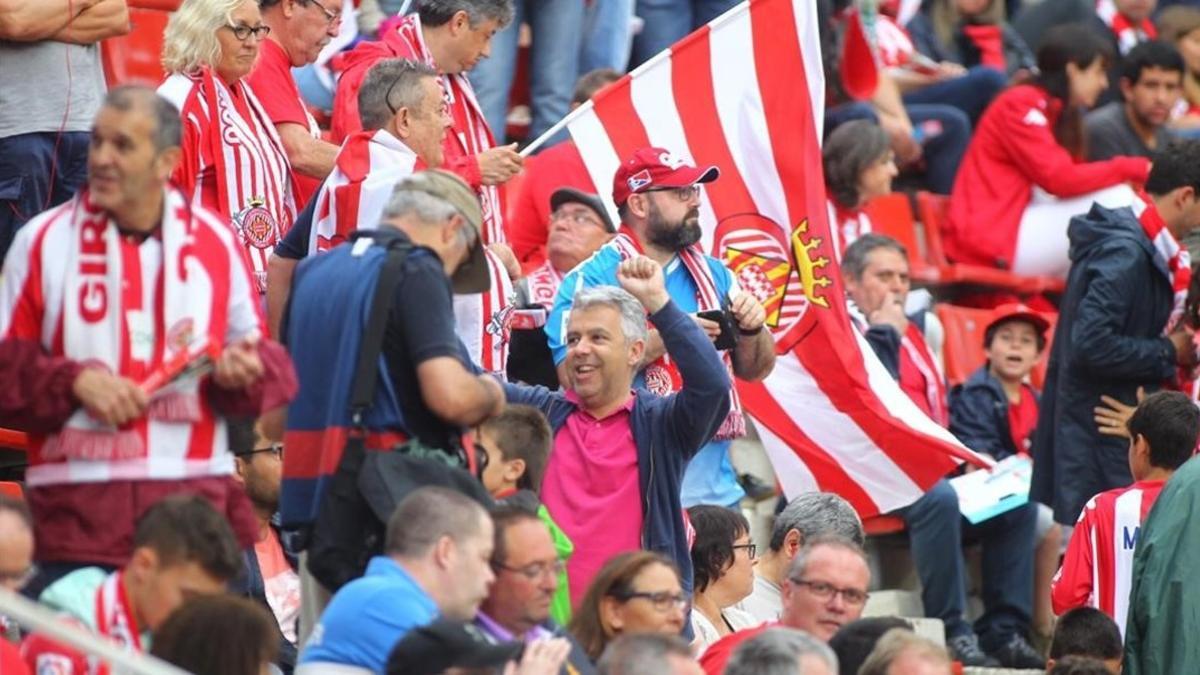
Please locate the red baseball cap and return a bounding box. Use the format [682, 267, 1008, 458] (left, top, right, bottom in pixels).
[986, 303, 1050, 336]
[611, 147, 720, 207]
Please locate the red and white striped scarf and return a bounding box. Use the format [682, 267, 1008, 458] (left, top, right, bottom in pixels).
[611, 231, 745, 440]
[1097, 0, 1157, 55]
[1132, 191, 1190, 333]
[455, 249, 516, 374]
[169, 67, 296, 293]
[900, 323, 949, 427]
[827, 199, 873, 259]
[527, 259, 564, 310]
[393, 14, 505, 245]
[42, 189, 226, 465]
[309, 129, 422, 255]
[94, 570, 142, 665]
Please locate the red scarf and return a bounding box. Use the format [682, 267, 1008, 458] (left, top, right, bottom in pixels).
[611, 229, 745, 440]
[899, 323, 949, 427]
[527, 259, 564, 311]
[94, 570, 142, 674]
[1098, 0, 1156, 55]
[1134, 191, 1190, 333]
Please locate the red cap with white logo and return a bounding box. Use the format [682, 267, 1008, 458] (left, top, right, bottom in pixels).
[611, 147, 720, 207]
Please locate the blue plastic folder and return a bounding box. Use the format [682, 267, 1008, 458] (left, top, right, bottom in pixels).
[948, 455, 1033, 524]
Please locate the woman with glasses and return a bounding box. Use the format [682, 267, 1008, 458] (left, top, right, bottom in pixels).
[686, 505, 759, 654]
[159, 0, 297, 296]
[569, 551, 688, 663]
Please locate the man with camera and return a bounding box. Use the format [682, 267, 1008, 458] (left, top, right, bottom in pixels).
[544, 147, 775, 511]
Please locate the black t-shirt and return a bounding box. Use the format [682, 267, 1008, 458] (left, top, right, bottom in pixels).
[379, 233, 469, 451]
[275, 193, 316, 260]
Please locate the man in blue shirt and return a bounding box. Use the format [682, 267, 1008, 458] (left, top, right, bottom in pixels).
[545, 147, 775, 508]
[298, 487, 496, 673]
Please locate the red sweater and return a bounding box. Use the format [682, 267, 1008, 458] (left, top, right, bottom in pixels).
[508, 140, 596, 273]
[944, 85, 1150, 268]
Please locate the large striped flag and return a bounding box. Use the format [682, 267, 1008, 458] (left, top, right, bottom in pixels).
[563, 0, 987, 516]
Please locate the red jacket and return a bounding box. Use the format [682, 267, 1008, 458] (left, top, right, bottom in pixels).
[944, 85, 1150, 268]
[508, 140, 596, 273]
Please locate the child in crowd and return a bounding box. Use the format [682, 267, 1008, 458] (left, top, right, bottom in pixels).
[1051, 390, 1200, 636]
[474, 405, 574, 625]
[948, 302, 1060, 642]
[1045, 607, 1123, 674]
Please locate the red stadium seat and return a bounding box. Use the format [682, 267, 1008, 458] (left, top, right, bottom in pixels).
[0, 482, 23, 501]
[0, 429, 27, 452]
[916, 192, 1066, 296]
[101, 0, 182, 88]
[862, 514, 906, 536]
[861, 193, 941, 284]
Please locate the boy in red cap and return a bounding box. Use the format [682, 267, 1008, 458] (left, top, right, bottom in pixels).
[948, 303, 1059, 643]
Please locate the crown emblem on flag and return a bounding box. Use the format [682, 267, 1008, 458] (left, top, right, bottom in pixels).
[790, 218, 831, 309]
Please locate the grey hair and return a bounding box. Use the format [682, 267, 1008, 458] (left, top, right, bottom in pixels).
[857, 629, 951, 675]
[786, 534, 869, 581]
[597, 634, 693, 675]
[418, 0, 514, 28]
[841, 233, 907, 283]
[769, 492, 864, 552]
[162, 0, 248, 75]
[726, 627, 839, 675]
[358, 58, 439, 131]
[572, 286, 648, 344]
[103, 86, 183, 151]
[382, 184, 460, 225]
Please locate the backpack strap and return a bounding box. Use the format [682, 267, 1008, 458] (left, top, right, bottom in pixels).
[349, 237, 412, 428]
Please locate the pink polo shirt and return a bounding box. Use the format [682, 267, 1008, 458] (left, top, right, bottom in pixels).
[541, 391, 643, 607]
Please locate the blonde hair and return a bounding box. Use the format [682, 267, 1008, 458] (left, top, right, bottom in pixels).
[931, 0, 1007, 55]
[161, 0, 249, 75]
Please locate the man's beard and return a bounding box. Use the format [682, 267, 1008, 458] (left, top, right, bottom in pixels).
[646, 203, 702, 251]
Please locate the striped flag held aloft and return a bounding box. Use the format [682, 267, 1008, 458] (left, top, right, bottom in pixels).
[563, 0, 987, 516]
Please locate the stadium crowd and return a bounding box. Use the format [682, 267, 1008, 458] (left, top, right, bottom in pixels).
[6, 0, 1200, 673]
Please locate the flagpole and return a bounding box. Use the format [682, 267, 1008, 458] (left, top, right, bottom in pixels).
[519, 101, 595, 157]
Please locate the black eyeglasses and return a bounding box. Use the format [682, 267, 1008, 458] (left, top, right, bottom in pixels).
[611, 590, 689, 613]
[240, 443, 283, 459]
[305, 0, 340, 26]
[224, 23, 271, 41]
[732, 543, 757, 559]
[788, 578, 869, 606]
[643, 185, 701, 202]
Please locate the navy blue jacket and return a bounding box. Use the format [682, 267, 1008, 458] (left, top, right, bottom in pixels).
[1030, 203, 1177, 525]
[502, 299, 731, 601]
[949, 365, 1038, 462]
[905, 12, 1035, 79]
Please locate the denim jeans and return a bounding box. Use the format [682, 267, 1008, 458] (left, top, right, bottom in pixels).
[0, 131, 90, 264]
[469, 0, 585, 145]
[898, 479, 1037, 650]
[580, 0, 635, 74]
[902, 66, 1006, 125]
[629, 0, 742, 68]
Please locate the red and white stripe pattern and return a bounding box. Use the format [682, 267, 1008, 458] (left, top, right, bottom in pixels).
[567, 0, 982, 515]
[454, 251, 516, 375]
[1131, 191, 1191, 334]
[308, 129, 422, 255]
[826, 199, 874, 259]
[1052, 481, 1164, 637]
[159, 68, 296, 293]
[0, 190, 261, 487]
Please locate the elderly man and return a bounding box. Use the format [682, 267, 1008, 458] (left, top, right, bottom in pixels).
[725, 628, 840, 675]
[0, 86, 294, 583]
[546, 146, 775, 510]
[265, 57, 453, 334]
[700, 536, 872, 675]
[739, 492, 864, 623]
[504, 255, 731, 606]
[844, 233, 1041, 669]
[330, 0, 523, 374]
[597, 634, 704, 675]
[248, 0, 343, 206]
[282, 170, 503, 595]
[298, 487, 497, 674]
[475, 502, 594, 674]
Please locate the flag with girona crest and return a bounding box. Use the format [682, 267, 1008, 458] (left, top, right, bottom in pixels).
[560, 0, 987, 515]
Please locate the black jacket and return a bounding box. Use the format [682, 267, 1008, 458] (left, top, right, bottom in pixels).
[1030, 202, 1177, 525]
[905, 13, 1035, 79]
[949, 365, 1038, 461]
[232, 517, 301, 673]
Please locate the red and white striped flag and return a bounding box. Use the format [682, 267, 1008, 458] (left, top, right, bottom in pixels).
[564, 0, 986, 516]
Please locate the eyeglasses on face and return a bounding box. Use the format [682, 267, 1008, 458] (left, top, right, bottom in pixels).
[644, 185, 702, 202]
[611, 590, 690, 613]
[241, 443, 283, 459]
[224, 23, 271, 41]
[731, 542, 757, 559]
[492, 558, 566, 581]
[788, 578, 869, 606]
[550, 208, 606, 230]
[305, 0, 341, 26]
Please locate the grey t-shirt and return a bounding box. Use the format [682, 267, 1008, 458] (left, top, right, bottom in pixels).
[0, 40, 107, 138]
[1084, 101, 1172, 162]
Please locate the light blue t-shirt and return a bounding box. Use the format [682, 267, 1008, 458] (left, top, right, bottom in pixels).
[300, 556, 438, 672]
[546, 241, 746, 507]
